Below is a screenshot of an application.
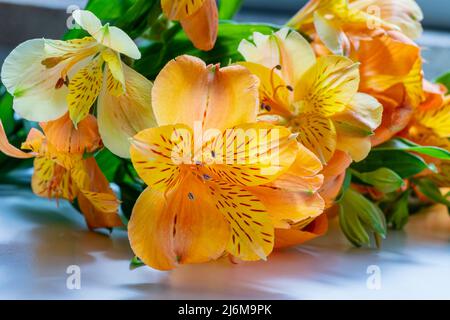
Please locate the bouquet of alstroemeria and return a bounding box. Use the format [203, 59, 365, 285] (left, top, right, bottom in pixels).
[0, 0, 449, 270]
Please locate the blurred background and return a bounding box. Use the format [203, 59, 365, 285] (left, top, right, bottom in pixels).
[0, 0, 449, 79]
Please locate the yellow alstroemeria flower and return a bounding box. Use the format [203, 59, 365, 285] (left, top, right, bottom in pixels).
[402, 84, 450, 187]
[1, 10, 156, 158]
[238, 28, 383, 164]
[161, 0, 218, 51]
[127, 55, 325, 270]
[287, 0, 423, 55]
[0, 115, 123, 230]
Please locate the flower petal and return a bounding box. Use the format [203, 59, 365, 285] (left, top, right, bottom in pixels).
[206, 179, 274, 261]
[332, 92, 383, 134]
[1, 39, 70, 122]
[203, 123, 299, 186]
[275, 28, 317, 87]
[101, 49, 125, 96]
[295, 56, 360, 117]
[79, 190, 120, 213]
[129, 179, 229, 270]
[76, 158, 123, 229]
[357, 32, 423, 107]
[349, 0, 423, 39]
[238, 32, 280, 72]
[102, 26, 141, 60]
[152, 55, 259, 131]
[180, 0, 218, 51]
[274, 213, 328, 249]
[73, 10, 141, 59]
[248, 184, 324, 229]
[98, 64, 156, 158]
[130, 125, 191, 191]
[417, 97, 450, 138]
[40, 113, 101, 154]
[292, 113, 337, 164]
[337, 134, 372, 162]
[68, 58, 103, 125]
[313, 11, 346, 55]
[237, 61, 292, 116]
[268, 143, 324, 193]
[72, 10, 102, 38]
[162, 0, 206, 21]
[0, 121, 35, 158]
[31, 158, 78, 201]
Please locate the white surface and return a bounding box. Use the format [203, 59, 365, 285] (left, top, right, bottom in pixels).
[0, 180, 449, 300]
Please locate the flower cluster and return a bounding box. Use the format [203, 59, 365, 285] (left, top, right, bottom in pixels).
[0, 0, 449, 270]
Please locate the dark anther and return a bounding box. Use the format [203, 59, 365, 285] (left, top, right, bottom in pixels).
[203, 174, 212, 181]
[211, 150, 216, 158]
[275, 65, 282, 70]
[55, 78, 65, 89]
[188, 192, 195, 200]
[286, 85, 294, 92]
[264, 105, 272, 112]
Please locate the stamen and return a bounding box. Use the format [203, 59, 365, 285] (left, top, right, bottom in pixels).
[188, 192, 195, 200]
[55, 78, 65, 89]
[203, 174, 212, 181]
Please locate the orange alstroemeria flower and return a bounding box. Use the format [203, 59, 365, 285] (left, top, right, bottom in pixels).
[127, 55, 325, 270]
[238, 28, 382, 164]
[0, 114, 122, 230]
[400, 82, 450, 187]
[275, 150, 352, 249]
[161, 0, 218, 51]
[287, 0, 423, 55]
[353, 30, 424, 145]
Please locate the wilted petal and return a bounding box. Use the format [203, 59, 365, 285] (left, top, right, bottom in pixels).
[76, 158, 123, 229]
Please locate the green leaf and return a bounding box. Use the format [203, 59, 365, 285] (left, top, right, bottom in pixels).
[339, 189, 387, 247]
[335, 169, 352, 203]
[351, 150, 435, 179]
[129, 256, 145, 270]
[351, 168, 405, 193]
[94, 148, 122, 182]
[414, 178, 450, 207]
[435, 71, 450, 91]
[387, 190, 411, 230]
[219, 0, 243, 20]
[0, 85, 14, 135]
[375, 138, 450, 160]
